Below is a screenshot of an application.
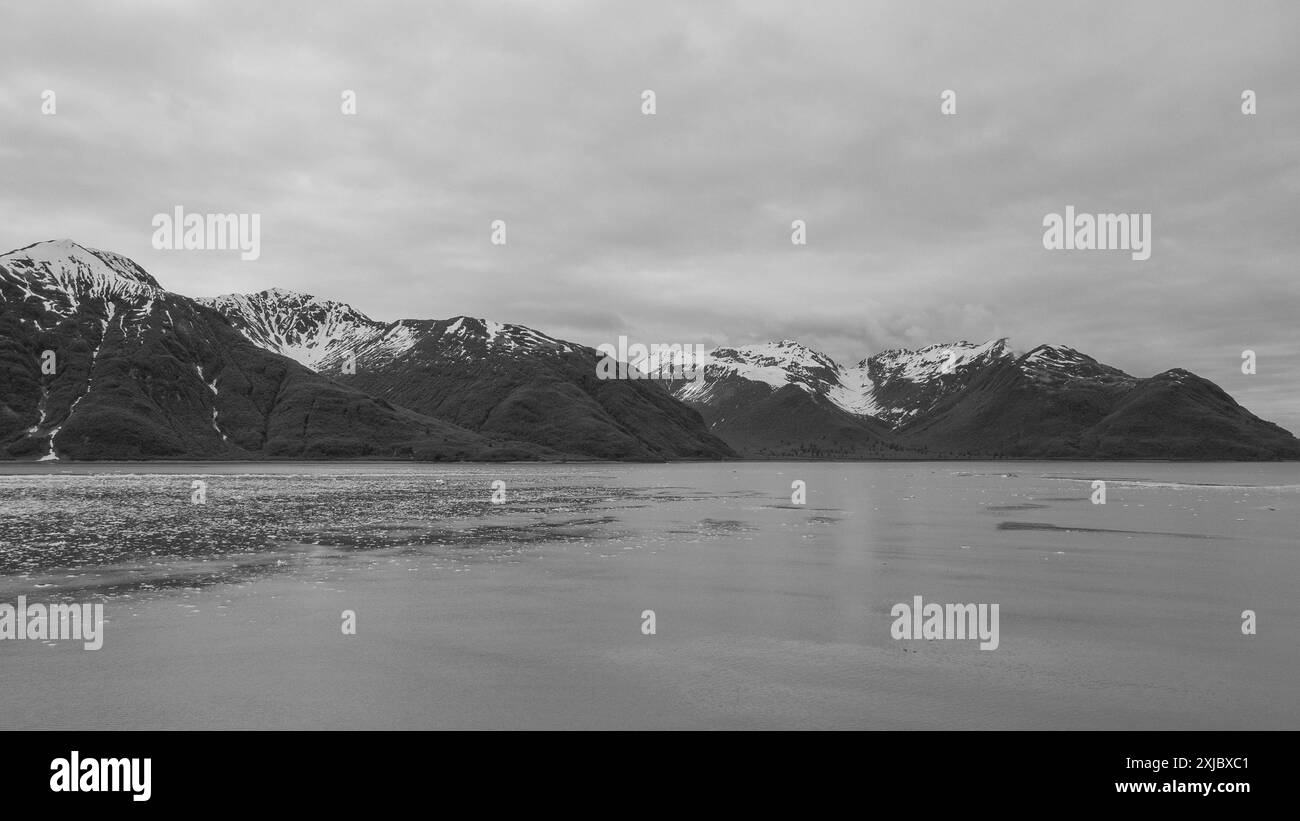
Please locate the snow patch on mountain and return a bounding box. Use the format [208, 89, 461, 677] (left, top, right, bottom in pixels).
[364, 321, 421, 361]
[456, 317, 580, 354]
[704, 341, 838, 386]
[197, 288, 384, 370]
[865, 339, 1009, 384]
[0, 239, 164, 316]
[200, 286, 585, 372]
[195, 365, 227, 441]
[395, 316, 583, 358]
[1017, 344, 1135, 386]
[827, 364, 881, 417]
[675, 338, 1015, 428]
[674, 340, 841, 405]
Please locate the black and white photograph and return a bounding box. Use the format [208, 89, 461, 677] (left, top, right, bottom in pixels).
[0, 0, 1294, 801]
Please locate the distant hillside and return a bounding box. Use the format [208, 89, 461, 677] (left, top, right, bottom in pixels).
[0, 241, 551, 461]
[672, 340, 1300, 460]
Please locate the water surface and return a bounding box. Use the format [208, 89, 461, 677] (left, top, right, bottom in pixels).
[0, 461, 1295, 729]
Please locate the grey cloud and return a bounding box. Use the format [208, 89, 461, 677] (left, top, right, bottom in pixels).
[1, 0, 1295, 429]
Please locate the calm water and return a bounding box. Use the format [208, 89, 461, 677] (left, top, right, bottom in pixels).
[0, 461, 1296, 729]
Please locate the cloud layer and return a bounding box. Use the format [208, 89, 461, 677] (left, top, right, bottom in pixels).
[2, 0, 1296, 430]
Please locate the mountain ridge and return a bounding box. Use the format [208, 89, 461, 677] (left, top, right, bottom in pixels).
[1, 242, 731, 462]
[0, 242, 559, 461]
[5, 241, 1294, 461]
[198, 285, 1300, 460]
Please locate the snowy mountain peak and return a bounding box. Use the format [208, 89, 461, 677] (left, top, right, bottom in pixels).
[206, 287, 366, 315]
[703, 340, 841, 388]
[434, 315, 580, 354]
[675, 337, 1016, 428]
[200, 290, 588, 372]
[196, 288, 384, 370]
[847, 338, 1012, 425]
[1018, 344, 1135, 385]
[1018, 344, 1106, 373]
[712, 340, 839, 371]
[0, 240, 165, 314]
[865, 339, 1011, 379]
[1022, 343, 1089, 364]
[675, 340, 878, 415]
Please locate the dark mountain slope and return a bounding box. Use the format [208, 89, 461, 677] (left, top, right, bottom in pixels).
[673, 377, 900, 458]
[312, 317, 734, 461]
[1080, 369, 1300, 459]
[899, 347, 1300, 459]
[0, 241, 548, 461]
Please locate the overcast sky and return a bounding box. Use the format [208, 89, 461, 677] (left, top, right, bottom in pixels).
[2, 0, 1296, 431]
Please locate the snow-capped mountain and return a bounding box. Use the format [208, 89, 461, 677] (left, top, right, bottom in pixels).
[664, 338, 1018, 457]
[0, 239, 165, 318]
[196, 289, 385, 370]
[673, 338, 1012, 429]
[0, 241, 556, 461]
[198, 292, 732, 460]
[854, 339, 1014, 426]
[667, 335, 1299, 458]
[1016, 343, 1137, 387]
[201, 287, 588, 373]
[316, 314, 585, 372]
[1, 240, 177, 460]
[677, 339, 862, 405]
[899, 343, 1300, 459]
[3, 240, 1294, 461]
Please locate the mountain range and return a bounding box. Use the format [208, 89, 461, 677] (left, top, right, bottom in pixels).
[675, 340, 1299, 459]
[197, 293, 733, 461]
[2, 240, 1295, 461]
[0, 241, 566, 461]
